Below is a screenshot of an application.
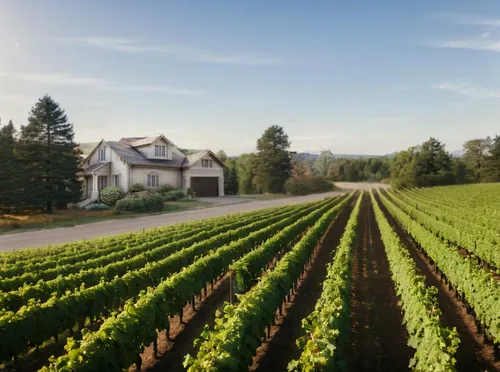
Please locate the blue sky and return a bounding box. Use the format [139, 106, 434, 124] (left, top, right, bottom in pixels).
[1, 1, 499, 155]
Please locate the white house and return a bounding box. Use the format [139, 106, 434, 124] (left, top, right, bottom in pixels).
[81, 135, 225, 201]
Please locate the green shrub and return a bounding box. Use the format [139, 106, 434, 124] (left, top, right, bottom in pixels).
[285, 176, 333, 195]
[143, 194, 164, 212]
[130, 183, 146, 193]
[163, 194, 176, 202]
[100, 187, 122, 206]
[115, 194, 164, 213]
[88, 203, 111, 211]
[166, 189, 185, 201]
[159, 184, 174, 195]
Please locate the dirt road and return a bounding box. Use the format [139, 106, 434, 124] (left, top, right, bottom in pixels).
[0, 192, 346, 252]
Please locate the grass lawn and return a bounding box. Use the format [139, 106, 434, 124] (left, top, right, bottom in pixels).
[0, 199, 213, 235]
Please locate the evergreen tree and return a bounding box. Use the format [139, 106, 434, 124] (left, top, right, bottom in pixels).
[481, 135, 500, 182]
[18, 95, 82, 213]
[253, 125, 292, 193]
[224, 158, 239, 195]
[0, 120, 21, 212]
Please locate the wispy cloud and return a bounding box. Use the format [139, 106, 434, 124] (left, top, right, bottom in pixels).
[54, 37, 280, 66]
[1, 72, 205, 95]
[291, 134, 338, 141]
[425, 14, 500, 52]
[433, 14, 500, 27]
[433, 82, 500, 99]
[425, 36, 500, 52]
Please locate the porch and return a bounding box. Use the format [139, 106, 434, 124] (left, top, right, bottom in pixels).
[82, 162, 111, 201]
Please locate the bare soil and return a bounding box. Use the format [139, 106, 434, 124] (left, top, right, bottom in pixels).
[376, 193, 500, 372]
[138, 275, 231, 372]
[249, 198, 353, 371]
[347, 196, 411, 371]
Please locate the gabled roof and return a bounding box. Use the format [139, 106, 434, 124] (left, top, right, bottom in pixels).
[183, 150, 225, 168]
[108, 141, 185, 168]
[83, 162, 110, 175]
[121, 135, 175, 148]
[82, 135, 225, 170]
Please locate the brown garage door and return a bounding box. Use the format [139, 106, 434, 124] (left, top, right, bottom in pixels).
[190, 177, 219, 197]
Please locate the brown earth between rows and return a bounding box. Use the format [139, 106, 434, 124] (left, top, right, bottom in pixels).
[376, 192, 500, 372]
[347, 195, 411, 371]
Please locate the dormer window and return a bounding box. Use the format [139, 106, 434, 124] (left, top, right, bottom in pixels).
[98, 147, 107, 162]
[155, 145, 166, 157]
[202, 159, 213, 168]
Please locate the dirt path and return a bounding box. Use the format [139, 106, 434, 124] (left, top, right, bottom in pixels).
[0, 192, 344, 252]
[137, 275, 231, 372]
[347, 196, 411, 371]
[377, 194, 500, 372]
[249, 198, 353, 371]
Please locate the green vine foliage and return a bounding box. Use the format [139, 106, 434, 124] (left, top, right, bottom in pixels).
[378, 189, 500, 346]
[184, 193, 353, 371]
[288, 193, 363, 372]
[39, 198, 342, 371]
[386, 190, 500, 269]
[232, 193, 349, 293]
[0, 203, 306, 312]
[372, 191, 459, 371]
[0, 202, 297, 270]
[0, 201, 325, 364]
[0, 204, 300, 291]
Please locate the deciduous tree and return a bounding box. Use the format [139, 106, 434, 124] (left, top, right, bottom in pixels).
[312, 149, 335, 177]
[462, 138, 491, 182]
[481, 135, 500, 182]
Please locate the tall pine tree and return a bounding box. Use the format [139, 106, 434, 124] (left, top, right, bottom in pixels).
[18, 95, 82, 213]
[0, 119, 21, 212]
[253, 125, 292, 193]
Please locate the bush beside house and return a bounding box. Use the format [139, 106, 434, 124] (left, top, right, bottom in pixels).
[100, 187, 122, 206]
[115, 194, 164, 213]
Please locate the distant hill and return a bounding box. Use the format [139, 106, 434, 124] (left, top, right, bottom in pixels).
[294, 152, 390, 163]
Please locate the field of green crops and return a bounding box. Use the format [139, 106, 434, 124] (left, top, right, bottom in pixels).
[1, 184, 499, 371]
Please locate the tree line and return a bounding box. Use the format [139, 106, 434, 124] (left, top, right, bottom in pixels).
[218, 127, 500, 195]
[390, 136, 500, 189]
[0, 95, 81, 213]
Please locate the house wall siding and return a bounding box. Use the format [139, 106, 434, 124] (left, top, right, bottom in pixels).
[135, 139, 172, 160]
[190, 155, 223, 170]
[109, 149, 129, 192]
[130, 167, 181, 189]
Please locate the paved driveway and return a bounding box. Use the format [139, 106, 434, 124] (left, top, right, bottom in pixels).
[197, 196, 253, 206]
[0, 191, 344, 252]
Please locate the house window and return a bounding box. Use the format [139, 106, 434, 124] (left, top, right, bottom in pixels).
[147, 174, 160, 188]
[98, 176, 108, 191]
[113, 174, 120, 187]
[202, 159, 213, 168]
[98, 147, 107, 162]
[155, 145, 166, 157]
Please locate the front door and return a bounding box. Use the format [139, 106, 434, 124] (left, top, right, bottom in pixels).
[86, 177, 93, 199]
[98, 176, 108, 192]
